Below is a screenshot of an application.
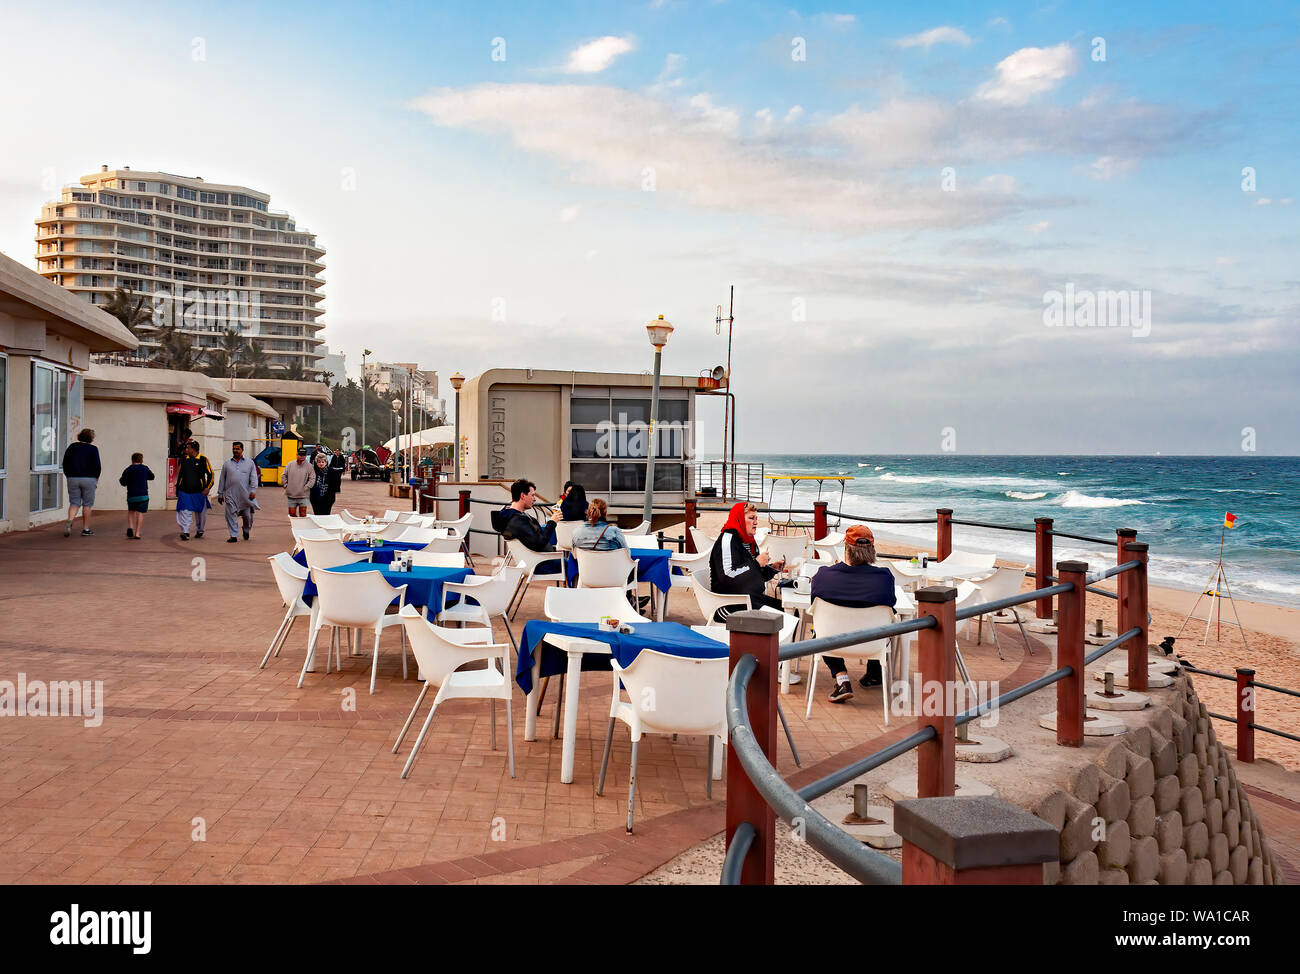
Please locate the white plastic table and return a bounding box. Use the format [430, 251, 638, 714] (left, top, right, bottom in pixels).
[522, 632, 610, 784]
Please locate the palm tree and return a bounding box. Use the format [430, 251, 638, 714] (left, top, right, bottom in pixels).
[242, 342, 270, 379]
[150, 321, 208, 373]
[102, 286, 154, 336]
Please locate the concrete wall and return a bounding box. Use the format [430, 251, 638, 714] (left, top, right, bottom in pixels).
[1036, 671, 1281, 885]
[84, 400, 171, 512]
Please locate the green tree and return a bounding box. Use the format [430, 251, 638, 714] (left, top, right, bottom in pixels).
[102, 286, 154, 336]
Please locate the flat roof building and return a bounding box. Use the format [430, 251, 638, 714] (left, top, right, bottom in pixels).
[35, 166, 326, 374]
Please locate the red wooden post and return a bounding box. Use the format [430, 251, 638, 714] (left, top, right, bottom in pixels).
[1236, 667, 1255, 763]
[458, 489, 471, 519]
[725, 610, 783, 884]
[915, 586, 956, 798]
[1034, 517, 1054, 619]
[684, 498, 698, 553]
[935, 508, 953, 561]
[1116, 529, 1143, 691]
[813, 501, 828, 541]
[1127, 540, 1149, 692]
[1056, 560, 1088, 746]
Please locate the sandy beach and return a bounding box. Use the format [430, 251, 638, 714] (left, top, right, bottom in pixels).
[694, 509, 1300, 771]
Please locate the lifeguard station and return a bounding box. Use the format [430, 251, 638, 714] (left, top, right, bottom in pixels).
[764, 474, 852, 535]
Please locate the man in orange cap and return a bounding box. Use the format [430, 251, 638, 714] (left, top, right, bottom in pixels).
[810, 523, 896, 703]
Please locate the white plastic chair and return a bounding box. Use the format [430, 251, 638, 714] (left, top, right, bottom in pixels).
[690, 604, 797, 645]
[436, 513, 474, 539]
[625, 520, 652, 537]
[412, 535, 463, 554]
[376, 520, 414, 541]
[692, 584, 752, 624]
[382, 510, 405, 522]
[307, 514, 346, 532]
[339, 510, 364, 525]
[543, 586, 650, 624]
[934, 551, 997, 580]
[968, 565, 1033, 658]
[395, 511, 420, 524]
[810, 533, 845, 563]
[885, 560, 917, 590]
[391, 525, 446, 545]
[393, 606, 515, 779]
[596, 649, 728, 831]
[505, 539, 565, 621]
[301, 567, 409, 694]
[299, 536, 371, 571]
[804, 601, 897, 723]
[689, 527, 716, 555]
[411, 551, 466, 569]
[290, 521, 339, 551]
[762, 534, 810, 569]
[262, 553, 311, 668]
[437, 565, 526, 647]
[573, 547, 638, 600]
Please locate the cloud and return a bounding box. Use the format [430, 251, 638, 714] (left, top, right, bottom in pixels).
[896, 26, 973, 50]
[1027, 221, 1051, 233]
[564, 35, 635, 74]
[558, 205, 580, 222]
[976, 43, 1078, 105]
[822, 13, 857, 29]
[784, 105, 804, 123]
[1215, 256, 1236, 265]
[1089, 155, 1138, 180]
[410, 83, 1049, 232]
[1254, 197, 1293, 206]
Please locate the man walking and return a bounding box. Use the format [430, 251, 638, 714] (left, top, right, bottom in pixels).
[175, 440, 214, 541]
[61, 428, 101, 537]
[217, 441, 259, 542]
[280, 449, 315, 518]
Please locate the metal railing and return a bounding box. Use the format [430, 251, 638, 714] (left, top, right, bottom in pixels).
[1176, 663, 1300, 755]
[693, 461, 765, 504]
[722, 552, 1150, 885]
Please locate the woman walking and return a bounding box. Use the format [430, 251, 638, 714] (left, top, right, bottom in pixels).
[308, 451, 338, 515]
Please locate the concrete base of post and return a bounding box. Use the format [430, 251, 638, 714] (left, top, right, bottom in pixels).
[883, 774, 995, 802]
[1038, 709, 1128, 736]
[895, 796, 1058, 885]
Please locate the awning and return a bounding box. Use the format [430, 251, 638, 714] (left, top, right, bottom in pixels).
[166, 402, 204, 417]
[202, 408, 225, 420]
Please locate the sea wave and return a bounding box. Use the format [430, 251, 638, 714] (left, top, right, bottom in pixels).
[1005, 491, 1048, 500]
[878, 473, 938, 484]
[1056, 490, 1145, 509]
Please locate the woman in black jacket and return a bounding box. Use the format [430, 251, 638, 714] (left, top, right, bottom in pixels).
[559, 481, 588, 522]
[309, 452, 339, 515]
[708, 502, 786, 618]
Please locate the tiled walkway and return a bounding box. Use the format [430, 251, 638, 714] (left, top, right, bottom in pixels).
[1, 482, 1294, 884]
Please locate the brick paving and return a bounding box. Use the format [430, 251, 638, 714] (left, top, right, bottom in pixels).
[1, 480, 1295, 885]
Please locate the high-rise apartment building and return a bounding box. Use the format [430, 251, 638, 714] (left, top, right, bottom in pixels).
[34, 166, 325, 373]
[364, 361, 443, 417]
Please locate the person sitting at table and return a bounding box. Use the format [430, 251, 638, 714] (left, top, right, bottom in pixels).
[490, 478, 562, 571]
[571, 497, 628, 551]
[811, 524, 897, 703]
[559, 481, 588, 522]
[708, 502, 786, 620]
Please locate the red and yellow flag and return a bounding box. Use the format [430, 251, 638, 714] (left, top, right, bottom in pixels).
[1224, 511, 1238, 529]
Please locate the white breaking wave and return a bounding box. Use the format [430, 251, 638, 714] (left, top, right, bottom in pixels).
[875, 465, 885, 471]
[878, 472, 939, 483]
[1056, 490, 1144, 509]
[1006, 490, 1048, 500]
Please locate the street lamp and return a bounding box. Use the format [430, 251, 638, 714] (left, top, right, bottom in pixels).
[391, 398, 402, 480]
[361, 348, 372, 449]
[449, 371, 465, 480]
[642, 315, 674, 527]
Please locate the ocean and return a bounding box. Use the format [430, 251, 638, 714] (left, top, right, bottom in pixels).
[726, 455, 1300, 609]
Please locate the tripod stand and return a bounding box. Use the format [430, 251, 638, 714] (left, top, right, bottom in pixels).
[1174, 523, 1249, 650]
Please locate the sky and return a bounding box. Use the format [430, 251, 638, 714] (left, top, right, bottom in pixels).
[1, 1, 1297, 455]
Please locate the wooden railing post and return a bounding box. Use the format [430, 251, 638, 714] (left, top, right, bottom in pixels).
[684, 498, 698, 553]
[1236, 667, 1255, 763]
[1116, 529, 1143, 691]
[458, 489, 471, 518]
[725, 610, 783, 885]
[936, 508, 953, 561]
[897, 797, 1058, 885]
[1056, 560, 1088, 746]
[1128, 540, 1149, 692]
[813, 501, 828, 541]
[915, 586, 956, 798]
[1034, 517, 1054, 619]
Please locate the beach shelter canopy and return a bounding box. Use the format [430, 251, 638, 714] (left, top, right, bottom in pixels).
[382, 424, 455, 453]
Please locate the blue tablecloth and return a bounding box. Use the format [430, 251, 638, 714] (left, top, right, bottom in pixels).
[302, 563, 469, 610]
[563, 546, 674, 594]
[515, 620, 726, 694]
[293, 540, 424, 568]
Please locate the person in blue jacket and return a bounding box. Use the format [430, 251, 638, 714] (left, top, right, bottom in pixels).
[811, 524, 897, 703]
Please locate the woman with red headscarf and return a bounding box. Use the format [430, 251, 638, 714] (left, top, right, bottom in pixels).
[707, 502, 786, 620]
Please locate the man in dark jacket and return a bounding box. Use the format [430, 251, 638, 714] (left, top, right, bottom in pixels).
[491, 478, 561, 556]
[174, 440, 214, 540]
[61, 428, 102, 537]
[812, 524, 897, 703]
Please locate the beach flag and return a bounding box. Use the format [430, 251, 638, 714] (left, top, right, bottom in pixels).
[1224, 511, 1238, 529]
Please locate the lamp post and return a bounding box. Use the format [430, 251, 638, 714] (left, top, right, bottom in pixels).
[449, 371, 465, 481]
[391, 398, 402, 482]
[361, 348, 372, 449]
[642, 315, 674, 527]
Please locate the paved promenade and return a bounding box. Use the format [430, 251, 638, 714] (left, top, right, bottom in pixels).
[0, 481, 1294, 884]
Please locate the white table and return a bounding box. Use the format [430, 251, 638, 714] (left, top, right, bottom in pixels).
[522, 632, 611, 784]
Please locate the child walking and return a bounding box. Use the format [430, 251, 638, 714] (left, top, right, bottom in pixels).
[119, 452, 155, 540]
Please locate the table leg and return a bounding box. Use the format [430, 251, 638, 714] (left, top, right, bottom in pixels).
[524, 658, 540, 742]
[559, 650, 583, 784]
